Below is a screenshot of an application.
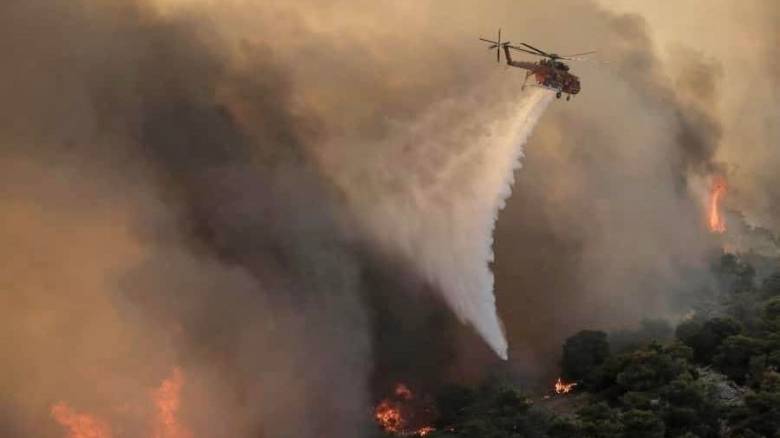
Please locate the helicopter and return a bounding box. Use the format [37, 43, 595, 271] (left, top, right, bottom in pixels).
[479, 29, 595, 101]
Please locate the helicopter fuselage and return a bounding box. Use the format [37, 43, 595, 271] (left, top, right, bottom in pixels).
[513, 61, 581, 95]
[503, 45, 581, 97]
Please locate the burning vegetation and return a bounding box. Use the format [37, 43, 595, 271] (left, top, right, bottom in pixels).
[51, 368, 189, 438]
[708, 176, 727, 233]
[152, 367, 191, 438]
[50, 402, 113, 438]
[553, 377, 577, 395]
[374, 383, 437, 436]
[377, 254, 780, 438]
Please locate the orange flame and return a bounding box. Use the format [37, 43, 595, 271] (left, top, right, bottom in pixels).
[375, 399, 405, 433]
[50, 402, 113, 438]
[708, 177, 727, 233]
[374, 383, 436, 436]
[417, 426, 436, 436]
[152, 367, 192, 438]
[554, 377, 577, 395]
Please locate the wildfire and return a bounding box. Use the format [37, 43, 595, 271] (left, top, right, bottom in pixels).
[152, 367, 192, 438]
[51, 367, 190, 438]
[554, 377, 577, 395]
[50, 402, 113, 438]
[375, 399, 405, 433]
[374, 383, 436, 437]
[708, 177, 727, 233]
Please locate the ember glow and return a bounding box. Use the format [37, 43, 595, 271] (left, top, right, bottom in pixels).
[708, 177, 727, 233]
[417, 426, 436, 436]
[395, 383, 413, 400]
[374, 383, 437, 437]
[554, 377, 577, 395]
[152, 367, 192, 438]
[50, 402, 113, 438]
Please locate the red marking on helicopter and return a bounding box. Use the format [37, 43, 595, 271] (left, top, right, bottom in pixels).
[480, 29, 596, 101]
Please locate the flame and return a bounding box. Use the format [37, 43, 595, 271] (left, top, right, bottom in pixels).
[51, 367, 190, 438]
[554, 377, 577, 395]
[417, 426, 436, 436]
[708, 177, 727, 233]
[50, 402, 113, 438]
[375, 399, 405, 433]
[374, 383, 436, 437]
[152, 367, 192, 438]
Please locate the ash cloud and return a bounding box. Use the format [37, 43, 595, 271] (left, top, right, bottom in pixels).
[0, 1, 373, 436]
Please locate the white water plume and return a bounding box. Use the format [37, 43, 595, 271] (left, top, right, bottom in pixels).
[326, 88, 553, 359]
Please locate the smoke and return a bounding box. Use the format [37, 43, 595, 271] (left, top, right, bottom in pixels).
[1, 0, 778, 435]
[0, 0, 553, 435]
[0, 0, 374, 436]
[491, 0, 774, 380]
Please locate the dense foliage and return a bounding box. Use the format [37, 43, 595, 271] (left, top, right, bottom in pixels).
[383, 254, 780, 437]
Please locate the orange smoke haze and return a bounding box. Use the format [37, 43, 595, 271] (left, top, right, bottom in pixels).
[708, 177, 727, 233]
[50, 402, 113, 438]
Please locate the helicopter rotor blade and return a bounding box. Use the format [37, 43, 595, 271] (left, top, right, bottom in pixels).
[562, 50, 597, 58]
[497, 28, 501, 63]
[507, 45, 547, 57]
[479, 38, 498, 44]
[520, 42, 550, 56]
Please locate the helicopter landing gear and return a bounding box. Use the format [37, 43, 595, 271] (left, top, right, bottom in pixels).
[521, 71, 531, 91]
[556, 91, 562, 99]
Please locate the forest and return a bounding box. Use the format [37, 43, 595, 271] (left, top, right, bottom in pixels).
[380, 252, 780, 438]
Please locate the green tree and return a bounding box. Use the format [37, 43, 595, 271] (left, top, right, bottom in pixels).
[620, 409, 664, 438]
[713, 335, 767, 384]
[728, 371, 780, 437]
[576, 402, 623, 438]
[762, 297, 780, 333]
[562, 330, 610, 383]
[547, 416, 580, 438]
[714, 253, 756, 294]
[615, 343, 693, 393]
[660, 377, 721, 437]
[761, 272, 780, 298]
[676, 317, 743, 364]
[431, 383, 549, 438]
